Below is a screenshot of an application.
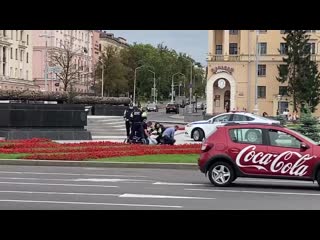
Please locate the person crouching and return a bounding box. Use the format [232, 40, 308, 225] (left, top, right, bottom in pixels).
[161, 125, 179, 145]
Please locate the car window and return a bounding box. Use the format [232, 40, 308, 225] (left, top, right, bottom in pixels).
[268, 129, 301, 148]
[232, 114, 248, 121]
[213, 114, 231, 123]
[229, 128, 263, 145]
[246, 116, 254, 121]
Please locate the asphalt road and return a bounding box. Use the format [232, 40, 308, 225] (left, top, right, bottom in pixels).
[0, 165, 319, 209]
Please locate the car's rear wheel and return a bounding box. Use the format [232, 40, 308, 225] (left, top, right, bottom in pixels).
[193, 129, 204, 141]
[208, 161, 235, 187]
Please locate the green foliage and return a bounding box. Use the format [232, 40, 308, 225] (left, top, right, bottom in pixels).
[296, 105, 320, 142]
[277, 30, 320, 112]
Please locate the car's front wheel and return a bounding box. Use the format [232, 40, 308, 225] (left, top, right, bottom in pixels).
[192, 129, 204, 141]
[208, 161, 235, 187]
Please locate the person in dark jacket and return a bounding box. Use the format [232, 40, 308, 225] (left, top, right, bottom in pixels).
[153, 122, 166, 144]
[129, 106, 144, 142]
[123, 103, 134, 140]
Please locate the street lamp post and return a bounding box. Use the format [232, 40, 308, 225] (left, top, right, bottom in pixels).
[171, 72, 186, 103]
[146, 69, 156, 103]
[133, 66, 156, 105]
[98, 59, 104, 97]
[277, 94, 282, 116]
[181, 56, 193, 104]
[254, 30, 260, 114]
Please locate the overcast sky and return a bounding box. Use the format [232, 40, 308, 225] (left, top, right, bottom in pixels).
[108, 30, 208, 66]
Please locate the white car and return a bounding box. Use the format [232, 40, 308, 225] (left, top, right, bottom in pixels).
[185, 112, 281, 141]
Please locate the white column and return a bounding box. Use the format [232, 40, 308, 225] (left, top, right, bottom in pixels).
[208, 30, 214, 55]
[223, 30, 229, 60]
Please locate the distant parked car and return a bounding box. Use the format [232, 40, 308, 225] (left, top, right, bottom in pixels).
[146, 104, 158, 112]
[166, 103, 179, 114]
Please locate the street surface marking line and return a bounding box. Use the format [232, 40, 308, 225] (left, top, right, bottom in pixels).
[0, 181, 118, 188]
[0, 171, 148, 178]
[184, 188, 320, 196]
[153, 182, 206, 186]
[0, 199, 182, 208]
[119, 193, 215, 200]
[0, 191, 120, 197]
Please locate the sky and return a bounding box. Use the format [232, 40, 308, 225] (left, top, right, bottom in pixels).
[108, 30, 208, 66]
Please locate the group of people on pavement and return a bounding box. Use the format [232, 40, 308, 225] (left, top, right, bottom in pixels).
[123, 103, 179, 145]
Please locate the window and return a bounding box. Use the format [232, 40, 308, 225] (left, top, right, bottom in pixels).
[279, 86, 288, 96]
[26, 52, 29, 63]
[27, 34, 29, 45]
[229, 43, 238, 55]
[3, 30, 7, 37]
[232, 114, 249, 121]
[11, 30, 13, 39]
[306, 43, 316, 54]
[20, 50, 23, 62]
[15, 49, 18, 60]
[258, 64, 266, 76]
[229, 30, 238, 35]
[268, 129, 301, 148]
[212, 114, 231, 123]
[216, 45, 222, 55]
[15, 68, 17, 78]
[258, 86, 266, 98]
[16, 30, 18, 41]
[229, 128, 263, 144]
[10, 48, 13, 59]
[258, 42, 267, 55]
[20, 30, 23, 42]
[20, 69, 22, 79]
[280, 43, 287, 55]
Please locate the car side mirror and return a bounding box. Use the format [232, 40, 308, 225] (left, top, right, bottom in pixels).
[301, 143, 310, 149]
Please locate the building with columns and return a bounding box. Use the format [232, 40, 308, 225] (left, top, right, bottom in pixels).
[32, 30, 93, 92]
[0, 30, 37, 90]
[206, 30, 320, 116]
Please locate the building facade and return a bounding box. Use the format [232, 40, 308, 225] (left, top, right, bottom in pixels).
[99, 31, 129, 53]
[0, 30, 37, 90]
[206, 30, 320, 116]
[32, 30, 93, 92]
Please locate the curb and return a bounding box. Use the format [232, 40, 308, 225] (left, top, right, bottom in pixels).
[0, 159, 198, 170]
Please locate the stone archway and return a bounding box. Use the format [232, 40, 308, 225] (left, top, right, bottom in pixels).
[206, 72, 236, 115]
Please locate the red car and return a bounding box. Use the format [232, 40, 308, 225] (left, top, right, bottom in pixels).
[199, 122, 320, 187]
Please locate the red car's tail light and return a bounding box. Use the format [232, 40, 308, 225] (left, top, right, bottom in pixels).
[201, 143, 213, 152]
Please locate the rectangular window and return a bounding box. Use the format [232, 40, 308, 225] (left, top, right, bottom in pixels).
[26, 52, 29, 63]
[20, 50, 23, 62]
[258, 64, 266, 76]
[229, 30, 238, 35]
[307, 43, 316, 54]
[279, 86, 288, 96]
[280, 43, 287, 55]
[10, 48, 13, 59]
[27, 34, 29, 45]
[15, 49, 18, 60]
[10, 67, 13, 77]
[258, 86, 266, 98]
[229, 43, 238, 55]
[258, 42, 267, 55]
[216, 45, 222, 55]
[229, 128, 263, 145]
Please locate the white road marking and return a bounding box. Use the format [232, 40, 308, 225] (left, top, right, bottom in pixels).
[119, 193, 215, 200]
[0, 181, 118, 188]
[153, 182, 206, 186]
[0, 190, 120, 197]
[0, 199, 182, 208]
[184, 188, 320, 196]
[0, 171, 147, 178]
[0, 177, 152, 183]
[74, 178, 151, 182]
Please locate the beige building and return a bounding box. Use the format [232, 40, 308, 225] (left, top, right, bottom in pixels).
[207, 30, 320, 116]
[0, 30, 37, 90]
[99, 31, 129, 53]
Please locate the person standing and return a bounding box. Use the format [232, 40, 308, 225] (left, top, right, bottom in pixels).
[123, 103, 134, 140]
[129, 106, 144, 141]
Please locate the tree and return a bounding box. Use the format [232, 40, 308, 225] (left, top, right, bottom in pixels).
[296, 104, 320, 142]
[277, 30, 320, 112]
[49, 39, 83, 92]
[96, 46, 129, 97]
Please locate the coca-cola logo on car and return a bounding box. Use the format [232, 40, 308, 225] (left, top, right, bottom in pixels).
[235, 145, 316, 176]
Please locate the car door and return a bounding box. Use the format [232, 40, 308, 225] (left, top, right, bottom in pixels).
[202, 114, 232, 137]
[266, 129, 315, 178]
[227, 127, 269, 175]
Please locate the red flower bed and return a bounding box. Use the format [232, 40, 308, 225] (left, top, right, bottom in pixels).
[0, 138, 201, 161]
